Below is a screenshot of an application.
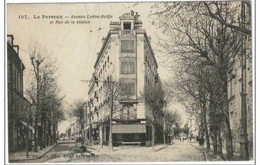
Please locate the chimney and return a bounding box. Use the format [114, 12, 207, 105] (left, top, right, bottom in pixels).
[131, 10, 134, 16]
[135, 12, 139, 20]
[13, 45, 20, 56]
[7, 34, 14, 47]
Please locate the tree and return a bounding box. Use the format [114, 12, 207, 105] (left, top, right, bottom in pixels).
[143, 83, 166, 147]
[150, 1, 246, 159]
[69, 99, 85, 141]
[26, 42, 64, 151]
[164, 110, 181, 141]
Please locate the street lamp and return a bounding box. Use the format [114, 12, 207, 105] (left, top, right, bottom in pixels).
[239, 1, 249, 160]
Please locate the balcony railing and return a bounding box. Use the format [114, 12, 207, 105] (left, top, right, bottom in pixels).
[121, 30, 134, 35]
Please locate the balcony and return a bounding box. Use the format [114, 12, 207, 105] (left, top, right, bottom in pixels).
[121, 30, 135, 36]
[122, 30, 133, 34]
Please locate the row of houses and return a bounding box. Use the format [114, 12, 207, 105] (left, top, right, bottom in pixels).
[7, 35, 34, 152]
[7, 35, 59, 155]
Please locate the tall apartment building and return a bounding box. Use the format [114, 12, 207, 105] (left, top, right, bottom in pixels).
[7, 35, 33, 152]
[85, 11, 160, 146]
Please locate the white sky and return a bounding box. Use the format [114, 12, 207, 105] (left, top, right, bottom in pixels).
[7, 3, 188, 133]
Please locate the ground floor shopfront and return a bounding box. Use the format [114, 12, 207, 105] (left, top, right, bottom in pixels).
[84, 120, 157, 147]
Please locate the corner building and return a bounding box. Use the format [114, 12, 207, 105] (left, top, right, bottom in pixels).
[86, 11, 160, 146]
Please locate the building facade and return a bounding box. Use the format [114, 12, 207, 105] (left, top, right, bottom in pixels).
[7, 34, 33, 152]
[85, 11, 160, 146]
[227, 3, 252, 158]
[227, 37, 252, 157]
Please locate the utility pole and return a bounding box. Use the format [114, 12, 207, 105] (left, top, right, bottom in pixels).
[109, 82, 114, 151]
[239, 1, 249, 160]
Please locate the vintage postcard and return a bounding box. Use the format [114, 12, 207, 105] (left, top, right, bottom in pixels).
[5, 1, 254, 164]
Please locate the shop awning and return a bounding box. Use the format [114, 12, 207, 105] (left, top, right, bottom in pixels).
[19, 120, 34, 130]
[112, 124, 146, 134]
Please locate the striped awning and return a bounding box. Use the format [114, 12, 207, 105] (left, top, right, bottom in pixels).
[112, 124, 146, 134]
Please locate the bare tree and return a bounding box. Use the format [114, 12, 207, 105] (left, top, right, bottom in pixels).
[143, 84, 166, 148]
[27, 42, 64, 151]
[150, 1, 247, 159]
[70, 99, 85, 141]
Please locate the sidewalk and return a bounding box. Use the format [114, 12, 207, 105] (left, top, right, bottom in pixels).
[9, 144, 57, 162]
[190, 142, 224, 161]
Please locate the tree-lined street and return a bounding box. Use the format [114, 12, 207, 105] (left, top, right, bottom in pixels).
[13, 140, 208, 163]
[7, 1, 253, 163]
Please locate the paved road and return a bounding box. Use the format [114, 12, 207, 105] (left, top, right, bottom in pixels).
[13, 141, 205, 163]
[104, 141, 205, 162]
[72, 141, 205, 162]
[12, 142, 76, 163]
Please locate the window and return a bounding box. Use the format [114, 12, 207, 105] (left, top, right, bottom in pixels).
[123, 22, 131, 30]
[120, 104, 137, 120]
[121, 40, 135, 53]
[121, 83, 135, 96]
[121, 61, 135, 74]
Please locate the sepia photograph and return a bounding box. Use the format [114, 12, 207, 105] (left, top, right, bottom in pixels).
[5, 1, 255, 164]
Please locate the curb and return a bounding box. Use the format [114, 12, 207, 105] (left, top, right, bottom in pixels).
[154, 144, 170, 152]
[190, 143, 209, 161]
[10, 143, 57, 162]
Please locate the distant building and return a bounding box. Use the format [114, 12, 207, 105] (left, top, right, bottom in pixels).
[7, 34, 33, 152]
[187, 114, 199, 139]
[85, 11, 160, 146]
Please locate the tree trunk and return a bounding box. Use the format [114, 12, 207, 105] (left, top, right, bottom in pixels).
[54, 123, 57, 143]
[89, 125, 92, 145]
[34, 115, 38, 152]
[225, 116, 234, 160]
[152, 123, 155, 148]
[202, 103, 210, 150]
[212, 129, 218, 155]
[50, 122, 53, 145]
[26, 118, 29, 158]
[222, 76, 233, 159]
[52, 123, 56, 144]
[40, 114, 43, 150]
[218, 130, 225, 159]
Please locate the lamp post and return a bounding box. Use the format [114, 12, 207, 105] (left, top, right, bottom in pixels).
[108, 81, 114, 151]
[239, 1, 249, 160]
